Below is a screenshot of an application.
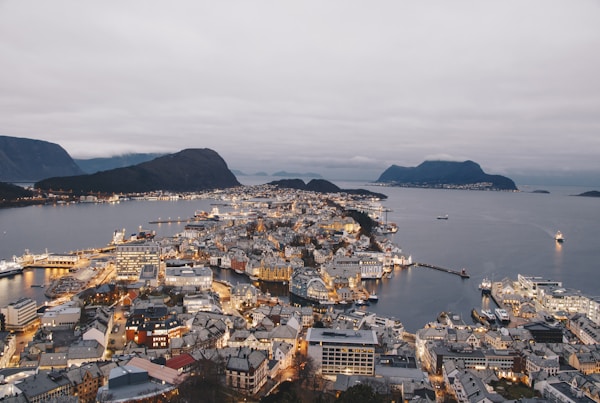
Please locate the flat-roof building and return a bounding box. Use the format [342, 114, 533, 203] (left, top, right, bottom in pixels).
[306, 328, 378, 376]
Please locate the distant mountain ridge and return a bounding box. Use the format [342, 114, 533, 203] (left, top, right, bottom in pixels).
[377, 160, 517, 191]
[272, 171, 322, 178]
[0, 135, 84, 182]
[35, 148, 241, 195]
[269, 178, 387, 199]
[75, 153, 165, 174]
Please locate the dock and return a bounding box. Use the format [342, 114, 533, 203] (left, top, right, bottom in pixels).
[412, 262, 470, 278]
[148, 218, 189, 224]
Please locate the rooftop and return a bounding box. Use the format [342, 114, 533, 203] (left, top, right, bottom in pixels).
[306, 328, 378, 345]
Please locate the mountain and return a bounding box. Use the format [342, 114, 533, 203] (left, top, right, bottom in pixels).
[0, 181, 34, 200]
[272, 171, 323, 179]
[35, 148, 241, 195]
[75, 153, 165, 174]
[268, 178, 387, 199]
[376, 160, 518, 191]
[0, 135, 84, 182]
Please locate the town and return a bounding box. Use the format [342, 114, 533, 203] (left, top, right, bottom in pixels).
[1, 184, 600, 403]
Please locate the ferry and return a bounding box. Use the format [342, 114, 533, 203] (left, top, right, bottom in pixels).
[355, 299, 370, 306]
[471, 308, 489, 326]
[554, 231, 565, 243]
[481, 309, 496, 323]
[0, 258, 24, 278]
[494, 308, 510, 324]
[479, 277, 492, 295]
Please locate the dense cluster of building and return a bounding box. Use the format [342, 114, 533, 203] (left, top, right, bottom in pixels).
[0, 184, 599, 402]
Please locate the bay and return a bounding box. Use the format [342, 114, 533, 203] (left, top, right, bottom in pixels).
[1, 179, 599, 333]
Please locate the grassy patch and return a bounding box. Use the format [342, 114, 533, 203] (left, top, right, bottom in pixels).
[490, 379, 536, 400]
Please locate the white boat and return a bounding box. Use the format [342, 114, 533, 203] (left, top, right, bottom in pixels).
[0, 258, 24, 278]
[355, 299, 370, 306]
[479, 278, 492, 295]
[554, 231, 565, 243]
[494, 308, 510, 323]
[437, 214, 449, 220]
[379, 222, 398, 234]
[481, 309, 496, 323]
[368, 292, 379, 302]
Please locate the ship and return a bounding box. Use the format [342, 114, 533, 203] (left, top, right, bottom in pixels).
[481, 309, 496, 323]
[0, 258, 24, 278]
[494, 308, 510, 324]
[479, 277, 492, 295]
[554, 231, 565, 243]
[368, 292, 379, 302]
[471, 308, 489, 326]
[379, 223, 398, 234]
[437, 214, 449, 220]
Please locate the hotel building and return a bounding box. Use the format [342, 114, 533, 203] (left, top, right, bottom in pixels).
[115, 241, 160, 281]
[306, 328, 378, 376]
[1, 297, 38, 331]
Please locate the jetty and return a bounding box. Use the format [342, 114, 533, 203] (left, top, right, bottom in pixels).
[148, 217, 189, 224]
[412, 262, 470, 278]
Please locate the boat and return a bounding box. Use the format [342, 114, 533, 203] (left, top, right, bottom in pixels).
[481, 309, 496, 323]
[471, 308, 489, 326]
[234, 269, 245, 275]
[554, 231, 565, 243]
[479, 277, 492, 295]
[437, 214, 449, 220]
[0, 258, 24, 278]
[355, 299, 370, 306]
[494, 308, 510, 324]
[379, 223, 398, 234]
[368, 292, 379, 302]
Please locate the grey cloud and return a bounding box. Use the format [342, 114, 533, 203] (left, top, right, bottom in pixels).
[0, 0, 599, 183]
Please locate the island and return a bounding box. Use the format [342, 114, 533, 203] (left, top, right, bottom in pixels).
[375, 160, 518, 191]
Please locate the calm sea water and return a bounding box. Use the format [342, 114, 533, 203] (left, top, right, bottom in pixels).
[1, 179, 599, 332]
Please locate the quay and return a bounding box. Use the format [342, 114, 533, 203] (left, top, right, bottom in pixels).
[412, 262, 470, 278]
[148, 217, 190, 224]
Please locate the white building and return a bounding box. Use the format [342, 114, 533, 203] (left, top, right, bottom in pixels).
[306, 328, 378, 376]
[165, 266, 213, 290]
[231, 284, 259, 309]
[115, 241, 160, 281]
[226, 348, 268, 396]
[1, 297, 38, 331]
[41, 302, 81, 329]
[183, 294, 219, 314]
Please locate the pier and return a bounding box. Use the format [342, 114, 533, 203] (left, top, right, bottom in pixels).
[148, 217, 189, 224]
[412, 262, 470, 278]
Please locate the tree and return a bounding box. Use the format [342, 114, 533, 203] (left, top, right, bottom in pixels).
[260, 381, 302, 403]
[336, 384, 387, 403]
[294, 353, 317, 385]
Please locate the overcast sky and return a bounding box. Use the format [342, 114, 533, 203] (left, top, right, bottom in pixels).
[1, 1, 599, 183]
